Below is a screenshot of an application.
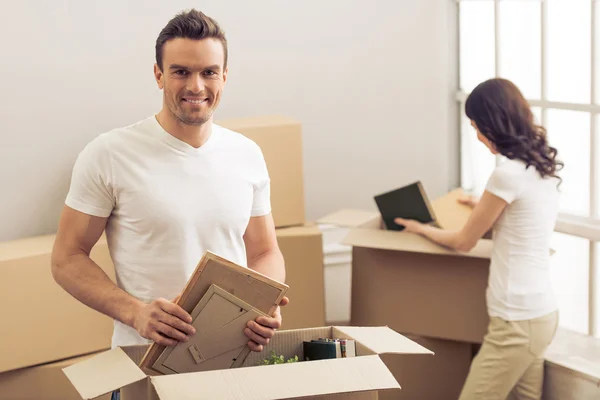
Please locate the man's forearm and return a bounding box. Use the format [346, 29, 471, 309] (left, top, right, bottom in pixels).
[52, 254, 143, 327]
[248, 249, 286, 283]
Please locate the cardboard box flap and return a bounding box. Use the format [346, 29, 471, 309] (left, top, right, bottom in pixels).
[0, 234, 107, 262]
[342, 227, 493, 259]
[217, 115, 300, 130]
[431, 188, 473, 231]
[318, 209, 380, 228]
[275, 225, 321, 238]
[334, 326, 434, 355]
[62, 348, 146, 399]
[150, 355, 399, 400]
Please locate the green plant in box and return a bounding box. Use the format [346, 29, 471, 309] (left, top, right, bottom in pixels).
[259, 350, 299, 365]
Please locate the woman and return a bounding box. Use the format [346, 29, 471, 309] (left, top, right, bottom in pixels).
[395, 78, 562, 400]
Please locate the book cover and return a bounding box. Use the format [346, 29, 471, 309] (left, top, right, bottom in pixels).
[374, 181, 439, 231]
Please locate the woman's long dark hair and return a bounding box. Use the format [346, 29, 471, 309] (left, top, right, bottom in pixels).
[465, 78, 563, 185]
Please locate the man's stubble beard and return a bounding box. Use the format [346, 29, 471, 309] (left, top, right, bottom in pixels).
[165, 89, 215, 127]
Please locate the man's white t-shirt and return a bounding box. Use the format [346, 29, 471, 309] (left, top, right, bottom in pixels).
[484, 158, 560, 321]
[65, 115, 271, 347]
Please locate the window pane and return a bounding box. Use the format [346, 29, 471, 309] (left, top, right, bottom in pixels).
[460, 112, 496, 196]
[498, 1, 541, 99]
[460, 1, 495, 93]
[594, 243, 600, 338]
[546, 109, 591, 216]
[595, 3, 600, 104]
[550, 233, 589, 335]
[532, 106, 542, 125]
[547, 0, 591, 103]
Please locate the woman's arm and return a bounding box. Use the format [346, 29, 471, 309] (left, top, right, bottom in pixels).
[394, 191, 507, 252]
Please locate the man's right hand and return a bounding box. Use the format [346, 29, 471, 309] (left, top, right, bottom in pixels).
[132, 298, 196, 346]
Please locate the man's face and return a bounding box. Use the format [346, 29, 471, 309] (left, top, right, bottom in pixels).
[154, 38, 227, 126]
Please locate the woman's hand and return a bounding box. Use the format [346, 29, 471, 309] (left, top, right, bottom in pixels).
[393, 218, 425, 234]
[457, 194, 479, 208]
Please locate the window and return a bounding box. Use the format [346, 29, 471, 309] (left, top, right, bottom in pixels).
[458, 0, 599, 337]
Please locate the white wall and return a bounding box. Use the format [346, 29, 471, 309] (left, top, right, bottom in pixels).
[0, 0, 458, 242]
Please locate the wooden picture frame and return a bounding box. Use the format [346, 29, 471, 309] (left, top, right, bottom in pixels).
[151, 284, 269, 374]
[139, 251, 289, 375]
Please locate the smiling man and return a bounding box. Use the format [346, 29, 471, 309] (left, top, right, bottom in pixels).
[51, 10, 287, 392]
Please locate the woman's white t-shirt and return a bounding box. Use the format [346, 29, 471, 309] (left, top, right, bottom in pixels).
[65, 115, 271, 347]
[484, 159, 560, 321]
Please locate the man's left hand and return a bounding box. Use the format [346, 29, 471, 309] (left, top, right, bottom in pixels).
[245, 296, 289, 352]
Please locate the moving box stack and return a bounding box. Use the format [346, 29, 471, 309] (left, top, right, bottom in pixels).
[0, 115, 328, 398]
[0, 234, 114, 399]
[319, 188, 493, 399]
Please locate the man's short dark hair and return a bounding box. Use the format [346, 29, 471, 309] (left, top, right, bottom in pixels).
[155, 9, 228, 71]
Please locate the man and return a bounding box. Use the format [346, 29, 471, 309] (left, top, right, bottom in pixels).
[51, 8, 287, 374]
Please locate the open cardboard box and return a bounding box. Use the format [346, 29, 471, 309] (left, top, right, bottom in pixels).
[319, 188, 494, 344]
[62, 326, 433, 400]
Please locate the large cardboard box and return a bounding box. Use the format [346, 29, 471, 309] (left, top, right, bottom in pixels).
[379, 334, 473, 400]
[0, 352, 111, 400]
[276, 225, 326, 329]
[0, 234, 115, 373]
[218, 115, 305, 228]
[319, 189, 492, 344]
[62, 326, 434, 400]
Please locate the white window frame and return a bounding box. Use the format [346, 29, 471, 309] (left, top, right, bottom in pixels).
[457, 0, 600, 337]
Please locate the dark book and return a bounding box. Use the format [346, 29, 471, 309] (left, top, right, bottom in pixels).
[374, 181, 440, 231]
[303, 339, 356, 361]
[303, 341, 338, 361]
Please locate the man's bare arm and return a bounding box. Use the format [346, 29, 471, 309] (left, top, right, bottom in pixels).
[244, 214, 285, 282]
[51, 205, 195, 346]
[242, 213, 287, 352]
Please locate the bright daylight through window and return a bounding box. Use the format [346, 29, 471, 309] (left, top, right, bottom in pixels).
[458, 0, 600, 337]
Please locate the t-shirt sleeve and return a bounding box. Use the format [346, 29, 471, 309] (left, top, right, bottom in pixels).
[65, 136, 115, 217]
[485, 165, 522, 204]
[251, 145, 272, 217]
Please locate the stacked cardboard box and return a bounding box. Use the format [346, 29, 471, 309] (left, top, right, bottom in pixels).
[319, 189, 492, 399]
[0, 234, 115, 398]
[218, 116, 326, 330]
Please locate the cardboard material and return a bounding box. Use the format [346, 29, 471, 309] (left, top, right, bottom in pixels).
[0, 234, 115, 373]
[276, 225, 326, 329]
[319, 189, 492, 343]
[140, 251, 288, 375]
[218, 115, 305, 228]
[63, 326, 433, 400]
[379, 334, 473, 400]
[430, 188, 475, 231]
[0, 352, 111, 400]
[350, 247, 490, 343]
